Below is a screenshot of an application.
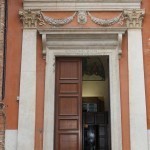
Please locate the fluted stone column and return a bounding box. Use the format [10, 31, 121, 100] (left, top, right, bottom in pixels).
[17, 10, 40, 150]
[124, 9, 148, 150]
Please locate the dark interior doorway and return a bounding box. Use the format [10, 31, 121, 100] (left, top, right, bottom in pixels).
[82, 56, 111, 150]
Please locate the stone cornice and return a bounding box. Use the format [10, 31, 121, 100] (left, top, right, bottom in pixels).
[19, 9, 41, 28]
[23, 1, 141, 11]
[123, 9, 145, 28]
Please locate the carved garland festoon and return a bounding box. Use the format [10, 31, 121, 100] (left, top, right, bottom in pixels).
[88, 12, 124, 26]
[19, 9, 145, 28]
[41, 12, 76, 26]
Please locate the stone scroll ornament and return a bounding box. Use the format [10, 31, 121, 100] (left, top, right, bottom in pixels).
[88, 12, 124, 26]
[40, 12, 77, 26]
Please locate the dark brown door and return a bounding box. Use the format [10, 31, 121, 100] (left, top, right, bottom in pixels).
[55, 58, 82, 150]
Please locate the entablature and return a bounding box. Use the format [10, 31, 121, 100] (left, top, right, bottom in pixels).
[19, 9, 145, 29]
[23, 0, 141, 11]
[38, 27, 126, 57]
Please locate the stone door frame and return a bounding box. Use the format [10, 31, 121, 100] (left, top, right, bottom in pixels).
[43, 48, 122, 150]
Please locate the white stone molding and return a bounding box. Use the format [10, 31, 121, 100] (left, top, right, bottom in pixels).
[128, 29, 148, 150]
[88, 12, 124, 26]
[148, 130, 150, 150]
[77, 11, 87, 24]
[19, 9, 41, 28]
[43, 51, 55, 150]
[5, 130, 18, 150]
[42, 34, 46, 56]
[17, 29, 37, 150]
[117, 33, 123, 57]
[23, 1, 141, 11]
[123, 9, 145, 28]
[38, 28, 126, 150]
[39, 28, 126, 57]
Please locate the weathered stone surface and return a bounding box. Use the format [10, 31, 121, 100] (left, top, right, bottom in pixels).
[0, 1, 5, 150]
[24, 0, 141, 2]
[0, 0, 5, 100]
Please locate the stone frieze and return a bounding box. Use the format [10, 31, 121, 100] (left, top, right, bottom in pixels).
[19, 9, 145, 28]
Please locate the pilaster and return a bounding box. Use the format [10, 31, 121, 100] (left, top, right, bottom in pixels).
[17, 9, 39, 150]
[124, 9, 148, 150]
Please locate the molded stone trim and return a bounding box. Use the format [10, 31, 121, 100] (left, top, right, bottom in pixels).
[23, 2, 141, 11]
[38, 27, 126, 57]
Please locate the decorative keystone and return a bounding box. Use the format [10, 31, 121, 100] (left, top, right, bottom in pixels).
[123, 9, 145, 28]
[19, 9, 41, 28]
[77, 11, 87, 25]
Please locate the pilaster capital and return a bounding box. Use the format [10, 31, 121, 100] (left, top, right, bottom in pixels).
[123, 9, 145, 28]
[19, 9, 41, 28]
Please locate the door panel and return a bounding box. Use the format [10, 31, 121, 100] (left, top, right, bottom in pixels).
[59, 61, 79, 79]
[55, 58, 82, 150]
[59, 96, 78, 115]
[59, 119, 78, 130]
[59, 83, 79, 94]
[59, 134, 78, 150]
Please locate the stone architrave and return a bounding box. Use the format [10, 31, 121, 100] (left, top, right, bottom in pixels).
[38, 28, 126, 150]
[124, 9, 149, 150]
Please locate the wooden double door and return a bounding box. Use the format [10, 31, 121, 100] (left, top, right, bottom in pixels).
[55, 58, 82, 150]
